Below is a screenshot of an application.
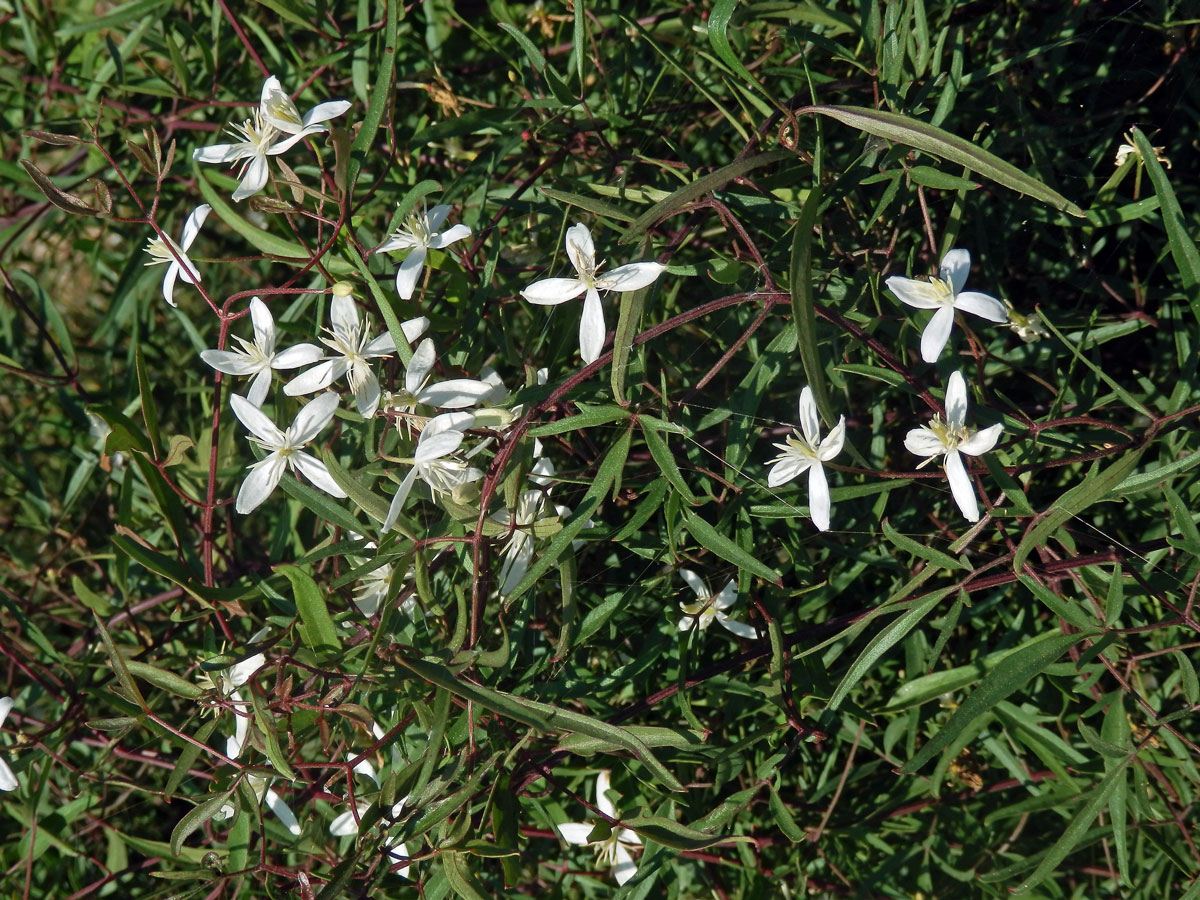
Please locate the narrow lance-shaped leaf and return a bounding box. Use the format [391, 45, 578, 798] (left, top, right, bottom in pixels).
[798, 105, 1085, 217]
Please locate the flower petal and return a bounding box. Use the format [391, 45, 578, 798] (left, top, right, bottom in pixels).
[944, 449, 980, 522]
[300, 99, 351, 127]
[767, 455, 810, 487]
[247, 368, 273, 408]
[379, 231, 418, 252]
[232, 154, 270, 201]
[363, 332, 396, 358]
[945, 371, 969, 427]
[394, 246, 428, 300]
[406, 339, 437, 395]
[292, 451, 348, 498]
[249, 297, 274, 352]
[904, 426, 944, 459]
[886, 275, 944, 309]
[230, 394, 285, 446]
[331, 292, 359, 336]
[272, 343, 325, 369]
[960, 423, 1004, 456]
[564, 223, 595, 276]
[808, 461, 831, 532]
[419, 379, 495, 409]
[679, 569, 708, 599]
[920, 305, 956, 363]
[428, 223, 471, 249]
[330, 807, 364, 837]
[179, 204, 212, 251]
[0, 758, 16, 792]
[193, 143, 248, 165]
[579, 288, 605, 364]
[284, 360, 337, 396]
[940, 248, 971, 295]
[424, 204, 451, 233]
[161, 262, 181, 307]
[798, 386, 820, 448]
[260, 76, 303, 132]
[556, 823, 594, 846]
[596, 261, 664, 293]
[595, 770, 615, 819]
[288, 392, 340, 445]
[0, 697, 12, 728]
[712, 580, 737, 611]
[401, 316, 430, 343]
[819, 416, 847, 461]
[954, 291, 1008, 323]
[521, 277, 587, 305]
[354, 372, 382, 418]
[201, 349, 259, 376]
[237, 454, 286, 514]
[716, 612, 756, 639]
[612, 843, 638, 885]
[264, 787, 302, 836]
[415, 430, 465, 463]
[383, 468, 418, 531]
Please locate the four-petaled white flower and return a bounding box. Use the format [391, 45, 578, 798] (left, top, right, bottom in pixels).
[378, 202, 473, 300]
[144, 204, 211, 307]
[676, 570, 755, 638]
[259, 75, 351, 140]
[886, 248, 1008, 363]
[285, 285, 428, 418]
[766, 386, 846, 532]
[229, 391, 347, 514]
[0, 696, 18, 791]
[521, 223, 664, 364]
[904, 371, 1003, 522]
[196, 636, 265, 760]
[382, 412, 482, 531]
[201, 297, 324, 407]
[192, 76, 348, 202]
[557, 770, 642, 886]
[384, 338, 495, 419]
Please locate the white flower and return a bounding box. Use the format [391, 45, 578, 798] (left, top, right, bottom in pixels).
[144, 204, 210, 307]
[285, 286, 428, 418]
[0, 696, 18, 791]
[557, 771, 642, 886]
[676, 570, 755, 638]
[384, 338, 495, 418]
[196, 636, 266, 760]
[347, 537, 416, 619]
[193, 76, 349, 202]
[259, 75, 351, 139]
[886, 248, 1008, 363]
[378, 202, 473, 300]
[201, 297, 324, 407]
[382, 412, 482, 532]
[1114, 131, 1170, 169]
[904, 371, 1003, 522]
[217, 773, 301, 836]
[330, 801, 370, 837]
[491, 459, 557, 596]
[228, 392, 347, 514]
[521, 223, 664, 364]
[766, 386, 846, 532]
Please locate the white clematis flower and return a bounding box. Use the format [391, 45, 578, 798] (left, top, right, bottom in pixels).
[492, 458, 557, 596]
[228, 392, 347, 514]
[217, 773, 301, 836]
[766, 386, 846, 532]
[259, 75, 351, 140]
[193, 76, 349, 202]
[676, 570, 755, 638]
[904, 371, 1003, 522]
[557, 770, 642, 886]
[144, 204, 210, 307]
[0, 696, 19, 791]
[196, 633, 266, 760]
[886, 248, 1008, 363]
[382, 412, 482, 532]
[521, 223, 664, 364]
[285, 286, 429, 418]
[384, 338, 495, 418]
[201, 297, 324, 407]
[378, 202, 473, 300]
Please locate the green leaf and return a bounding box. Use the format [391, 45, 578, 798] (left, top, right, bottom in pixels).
[828, 589, 949, 710]
[623, 814, 752, 851]
[881, 519, 971, 572]
[619, 149, 794, 243]
[526, 404, 631, 437]
[124, 661, 203, 699]
[1013, 450, 1143, 571]
[170, 791, 232, 858]
[789, 184, 834, 423]
[799, 105, 1084, 217]
[165, 719, 218, 799]
[442, 851, 490, 900]
[320, 449, 391, 525]
[396, 654, 683, 791]
[348, 0, 397, 189]
[1131, 127, 1200, 318]
[611, 276, 648, 404]
[193, 166, 313, 260]
[707, 0, 764, 91]
[901, 630, 1093, 773]
[768, 785, 806, 842]
[640, 422, 698, 505]
[277, 564, 341, 655]
[93, 611, 146, 710]
[683, 509, 780, 584]
[539, 187, 636, 222]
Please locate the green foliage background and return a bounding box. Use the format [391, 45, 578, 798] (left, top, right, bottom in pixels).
[1, 1, 1198, 897]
